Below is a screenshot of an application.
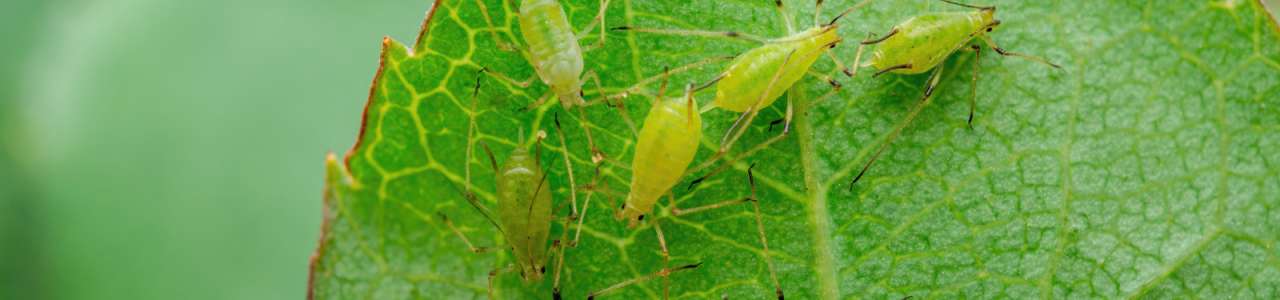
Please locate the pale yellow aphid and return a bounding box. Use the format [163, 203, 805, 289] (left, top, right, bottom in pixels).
[616, 85, 702, 228]
[519, 0, 588, 106]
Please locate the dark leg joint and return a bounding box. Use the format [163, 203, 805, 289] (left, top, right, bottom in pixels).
[686, 176, 708, 191]
[768, 118, 786, 132]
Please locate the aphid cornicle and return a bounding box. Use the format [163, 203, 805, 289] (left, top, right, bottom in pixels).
[617, 84, 702, 228]
[845, 0, 1061, 188]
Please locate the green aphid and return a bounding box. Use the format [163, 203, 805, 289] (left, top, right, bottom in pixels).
[846, 0, 1062, 188]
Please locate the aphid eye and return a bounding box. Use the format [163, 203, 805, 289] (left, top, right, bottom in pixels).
[540, 266, 547, 273]
[637, 215, 645, 221]
[986, 28, 992, 32]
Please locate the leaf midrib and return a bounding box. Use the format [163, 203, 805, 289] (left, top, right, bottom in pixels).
[792, 85, 840, 300]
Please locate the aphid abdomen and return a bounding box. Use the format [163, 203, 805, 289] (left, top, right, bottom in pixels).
[495, 148, 553, 281]
[621, 97, 702, 227]
[870, 11, 988, 74]
[519, 0, 585, 106]
[714, 27, 840, 112]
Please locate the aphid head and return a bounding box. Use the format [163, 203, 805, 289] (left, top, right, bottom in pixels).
[978, 6, 998, 30]
[984, 19, 1002, 34]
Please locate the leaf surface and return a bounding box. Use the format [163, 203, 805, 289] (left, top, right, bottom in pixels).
[310, 1, 1280, 299]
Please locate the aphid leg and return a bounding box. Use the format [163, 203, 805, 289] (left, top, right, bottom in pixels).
[575, 0, 612, 51]
[654, 219, 672, 299]
[455, 142, 504, 232]
[577, 165, 627, 224]
[673, 165, 785, 299]
[551, 231, 568, 299]
[747, 165, 783, 299]
[571, 174, 595, 247]
[438, 213, 490, 253]
[474, 0, 520, 52]
[611, 26, 768, 44]
[575, 106, 608, 164]
[598, 56, 735, 103]
[964, 45, 982, 129]
[550, 112, 581, 215]
[718, 50, 798, 155]
[774, 0, 797, 34]
[805, 69, 844, 91]
[582, 70, 639, 138]
[668, 187, 751, 216]
[523, 92, 555, 111]
[824, 0, 874, 26]
[688, 99, 792, 186]
[481, 67, 535, 88]
[691, 49, 800, 177]
[849, 64, 947, 189]
[977, 35, 1062, 69]
[586, 263, 702, 299]
[825, 51, 855, 78]
[488, 264, 518, 300]
[465, 71, 484, 195]
[846, 33, 873, 78]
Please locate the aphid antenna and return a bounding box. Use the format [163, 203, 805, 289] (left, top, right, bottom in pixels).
[936, 0, 994, 11]
[825, 0, 874, 26]
[445, 181, 505, 235]
[479, 142, 500, 172]
[522, 171, 551, 271]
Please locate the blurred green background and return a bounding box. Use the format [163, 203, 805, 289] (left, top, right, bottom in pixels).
[1, 0, 435, 298]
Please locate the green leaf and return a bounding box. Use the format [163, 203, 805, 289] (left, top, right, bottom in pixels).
[309, 0, 1280, 299]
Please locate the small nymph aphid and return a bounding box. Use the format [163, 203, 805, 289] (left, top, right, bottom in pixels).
[845, 0, 1061, 188]
[478, 0, 628, 168]
[617, 81, 702, 228]
[477, 0, 611, 109]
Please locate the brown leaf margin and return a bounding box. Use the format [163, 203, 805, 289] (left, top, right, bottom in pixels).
[306, 1, 442, 299]
[1262, 0, 1280, 33]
